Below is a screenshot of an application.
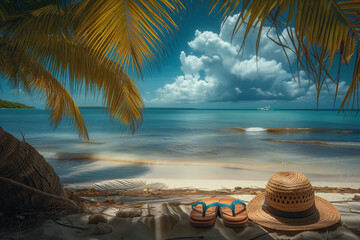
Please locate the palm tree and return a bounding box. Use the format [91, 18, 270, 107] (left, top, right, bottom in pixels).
[208, 0, 360, 109]
[3, 1, 358, 138]
[2, 0, 359, 215]
[0, 0, 183, 214]
[0, 0, 183, 141]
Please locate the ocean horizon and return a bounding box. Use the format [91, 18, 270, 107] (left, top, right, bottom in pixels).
[1, 108, 359, 185]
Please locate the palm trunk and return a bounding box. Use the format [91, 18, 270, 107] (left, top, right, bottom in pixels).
[0, 127, 72, 214]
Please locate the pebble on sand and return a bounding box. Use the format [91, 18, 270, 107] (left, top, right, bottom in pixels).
[88, 214, 108, 224]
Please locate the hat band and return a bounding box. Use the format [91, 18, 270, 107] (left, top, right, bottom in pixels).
[263, 201, 317, 219]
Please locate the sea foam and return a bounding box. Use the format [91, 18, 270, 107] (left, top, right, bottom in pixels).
[244, 127, 267, 132]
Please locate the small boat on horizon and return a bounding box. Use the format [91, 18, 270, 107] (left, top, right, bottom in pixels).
[257, 106, 271, 110]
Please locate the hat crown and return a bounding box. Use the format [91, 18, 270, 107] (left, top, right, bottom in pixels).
[265, 171, 314, 212]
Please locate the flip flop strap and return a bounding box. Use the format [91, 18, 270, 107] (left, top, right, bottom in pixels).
[192, 201, 219, 217]
[219, 200, 246, 217]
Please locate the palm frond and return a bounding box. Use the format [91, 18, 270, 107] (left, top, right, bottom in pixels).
[90, 179, 147, 191]
[208, 0, 360, 109]
[2, 2, 143, 136]
[0, 41, 89, 140]
[70, 0, 185, 74]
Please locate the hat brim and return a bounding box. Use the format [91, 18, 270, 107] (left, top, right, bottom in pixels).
[247, 193, 341, 231]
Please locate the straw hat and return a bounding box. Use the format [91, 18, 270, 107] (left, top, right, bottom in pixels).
[248, 171, 341, 231]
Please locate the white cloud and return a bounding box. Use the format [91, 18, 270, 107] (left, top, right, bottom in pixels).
[188, 30, 239, 59]
[152, 14, 348, 105]
[154, 73, 215, 103]
[230, 56, 289, 81]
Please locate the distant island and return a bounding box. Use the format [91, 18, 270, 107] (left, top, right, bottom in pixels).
[0, 99, 35, 109]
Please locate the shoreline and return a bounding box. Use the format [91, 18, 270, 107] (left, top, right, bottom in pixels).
[56, 157, 360, 186]
[52, 153, 360, 180]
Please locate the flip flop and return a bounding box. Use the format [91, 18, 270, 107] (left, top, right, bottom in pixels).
[189, 197, 219, 227]
[219, 197, 248, 227]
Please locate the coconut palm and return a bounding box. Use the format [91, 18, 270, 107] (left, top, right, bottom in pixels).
[0, 0, 184, 215]
[0, 0, 183, 141]
[208, 0, 360, 109]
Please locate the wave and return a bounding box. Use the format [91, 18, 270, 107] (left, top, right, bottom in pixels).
[231, 127, 356, 134]
[244, 127, 267, 132]
[265, 138, 360, 147]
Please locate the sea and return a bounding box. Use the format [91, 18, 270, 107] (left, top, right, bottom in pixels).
[1, 108, 360, 185]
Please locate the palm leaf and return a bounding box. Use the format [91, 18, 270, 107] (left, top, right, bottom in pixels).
[208, 0, 360, 109]
[70, 0, 185, 74]
[0, 41, 89, 140]
[1, 2, 144, 138]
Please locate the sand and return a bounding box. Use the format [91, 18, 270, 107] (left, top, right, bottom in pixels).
[2, 179, 360, 240]
[66, 178, 360, 192]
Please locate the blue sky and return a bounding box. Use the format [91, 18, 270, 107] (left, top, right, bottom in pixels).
[0, 2, 355, 109]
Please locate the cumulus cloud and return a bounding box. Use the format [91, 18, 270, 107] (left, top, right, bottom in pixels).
[152, 14, 347, 104]
[153, 73, 214, 103]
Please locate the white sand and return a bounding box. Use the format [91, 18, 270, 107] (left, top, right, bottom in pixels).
[4, 178, 360, 240]
[65, 178, 360, 191]
[53, 154, 360, 183]
[140, 178, 360, 189]
[3, 193, 359, 240]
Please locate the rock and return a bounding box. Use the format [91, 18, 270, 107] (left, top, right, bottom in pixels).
[256, 191, 262, 195]
[353, 195, 360, 201]
[116, 208, 142, 218]
[94, 223, 112, 235]
[88, 214, 108, 224]
[235, 186, 242, 190]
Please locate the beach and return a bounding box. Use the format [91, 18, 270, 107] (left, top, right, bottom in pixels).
[2, 0, 360, 238]
[2, 178, 360, 240]
[1, 108, 360, 239]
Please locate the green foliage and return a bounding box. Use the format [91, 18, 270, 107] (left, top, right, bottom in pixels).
[0, 99, 35, 109]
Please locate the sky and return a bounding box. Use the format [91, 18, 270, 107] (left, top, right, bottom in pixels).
[0, 2, 356, 109]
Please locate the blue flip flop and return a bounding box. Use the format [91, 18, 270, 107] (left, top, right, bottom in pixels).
[190, 197, 219, 227]
[219, 197, 248, 227]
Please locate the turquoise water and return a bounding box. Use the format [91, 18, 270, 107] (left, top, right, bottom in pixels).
[1, 108, 360, 183]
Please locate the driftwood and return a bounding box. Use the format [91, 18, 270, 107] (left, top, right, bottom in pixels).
[0, 127, 79, 214]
